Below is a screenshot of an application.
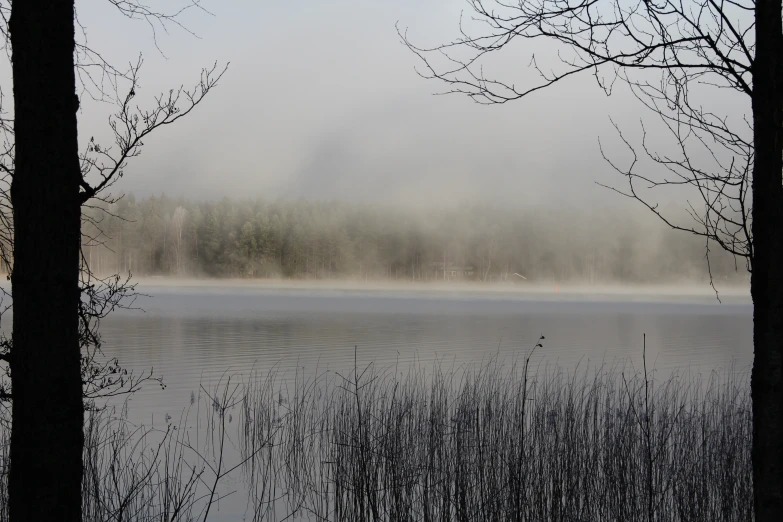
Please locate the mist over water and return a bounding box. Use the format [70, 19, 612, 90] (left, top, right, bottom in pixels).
[0, 1, 757, 518]
[0, 0, 762, 518]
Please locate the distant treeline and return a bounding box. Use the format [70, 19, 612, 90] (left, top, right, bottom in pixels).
[77, 194, 744, 283]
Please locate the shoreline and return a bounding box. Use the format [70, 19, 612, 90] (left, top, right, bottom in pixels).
[129, 276, 752, 304]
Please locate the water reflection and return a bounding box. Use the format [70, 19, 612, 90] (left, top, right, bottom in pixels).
[99, 287, 752, 423]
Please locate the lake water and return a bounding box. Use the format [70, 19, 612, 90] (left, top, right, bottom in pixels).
[100, 282, 753, 422]
[0, 281, 751, 520]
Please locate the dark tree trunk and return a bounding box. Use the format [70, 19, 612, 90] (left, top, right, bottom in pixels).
[751, 0, 783, 519]
[8, 1, 83, 520]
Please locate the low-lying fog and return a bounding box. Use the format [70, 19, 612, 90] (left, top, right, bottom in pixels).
[131, 277, 751, 303]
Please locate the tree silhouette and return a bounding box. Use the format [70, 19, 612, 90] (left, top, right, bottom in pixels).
[0, 0, 225, 518]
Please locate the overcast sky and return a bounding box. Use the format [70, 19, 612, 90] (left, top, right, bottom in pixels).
[2, 0, 751, 211]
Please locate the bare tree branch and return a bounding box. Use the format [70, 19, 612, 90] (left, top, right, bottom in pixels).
[401, 0, 755, 286]
[79, 58, 228, 204]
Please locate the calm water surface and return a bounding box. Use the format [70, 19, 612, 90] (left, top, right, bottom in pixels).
[100, 284, 753, 421]
[73, 283, 753, 520]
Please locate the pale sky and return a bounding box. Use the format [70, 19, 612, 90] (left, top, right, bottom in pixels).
[3, 0, 752, 211]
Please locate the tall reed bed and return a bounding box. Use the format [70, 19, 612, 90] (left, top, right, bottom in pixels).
[242, 350, 753, 521]
[0, 350, 755, 521]
[0, 376, 262, 522]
